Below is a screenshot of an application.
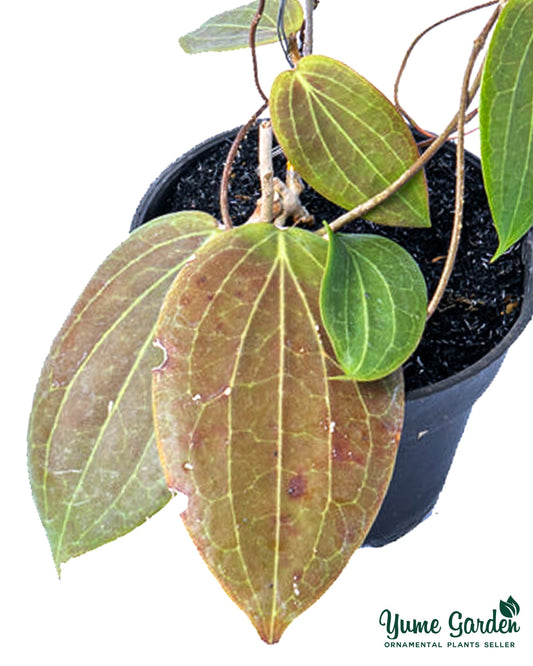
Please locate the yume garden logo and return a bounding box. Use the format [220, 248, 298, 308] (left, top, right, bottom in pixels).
[379, 596, 521, 650]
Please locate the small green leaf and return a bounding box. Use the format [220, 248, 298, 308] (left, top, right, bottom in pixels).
[480, 0, 533, 260]
[28, 211, 219, 571]
[500, 596, 520, 618]
[270, 54, 430, 228]
[179, 0, 303, 54]
[508, 595, 520, 616]
[153, 223, 404, 643]
[320, 229, 427, 381]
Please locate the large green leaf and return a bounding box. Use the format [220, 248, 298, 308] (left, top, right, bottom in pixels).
[270, 55, 430, 228]
[179, 0, 303, 54]
[153, 223, 404, 643]
[480, 0, 533, 260]
[320, 229, 427, 381]
[28, 211, 219, 571]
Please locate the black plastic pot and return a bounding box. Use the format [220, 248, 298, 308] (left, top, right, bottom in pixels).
[131, 128, 533, 548]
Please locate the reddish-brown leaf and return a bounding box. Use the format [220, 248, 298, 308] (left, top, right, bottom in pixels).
[28, 212, 219, 570]
[153, 223, 403, 642]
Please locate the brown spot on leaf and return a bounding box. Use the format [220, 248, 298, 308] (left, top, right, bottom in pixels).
[278, 513, 295, 527]
[287, 474, 306, 499]
[273, 513, 298, 536]
[332, 437, 366, 465]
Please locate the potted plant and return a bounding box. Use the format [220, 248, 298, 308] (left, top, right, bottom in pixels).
[27, 0, 533, 645]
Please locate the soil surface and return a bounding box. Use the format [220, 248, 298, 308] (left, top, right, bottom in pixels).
[133, 125, 525, 392]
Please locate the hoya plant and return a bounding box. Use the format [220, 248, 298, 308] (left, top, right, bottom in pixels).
[28, 0, 533, 644]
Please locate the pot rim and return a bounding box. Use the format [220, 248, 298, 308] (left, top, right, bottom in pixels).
[132, 125, 533, 402]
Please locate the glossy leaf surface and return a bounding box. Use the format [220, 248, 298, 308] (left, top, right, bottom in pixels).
[153, 223, 404, 643]
[320, 230, 427, 381]
[179, 0, 303, 54]
[28, 212, 219, 570]
[270, 55, 430, 228]
[480, 0, 533, 259]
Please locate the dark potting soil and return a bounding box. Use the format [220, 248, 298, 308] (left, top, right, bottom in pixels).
[137, 125, 524, 392]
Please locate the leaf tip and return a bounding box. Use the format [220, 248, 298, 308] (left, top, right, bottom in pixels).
[178, 35, 194, 54]
[55, 560, 63, 579]
[254, 615, 289, 645]
[50, 543, 65, 578]
[491, 239, 508, 263]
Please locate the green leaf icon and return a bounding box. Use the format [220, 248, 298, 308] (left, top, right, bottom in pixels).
[499, 596, 520, 618]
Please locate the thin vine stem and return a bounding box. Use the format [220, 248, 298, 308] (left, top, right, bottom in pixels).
[302, 0, 314, 57]
[277, 0, 293, 66]
[321, 4, 500, 237]
[219, 0, 270, 229]
[319, 65, 485, 233]
[219, 101, 269, 230]
[250, 0, 269, 102]
[319, 108, 465, 235]
[394, 0, 499, 133]
[427, 4, 502, 317]
[415, 107, 480, 148]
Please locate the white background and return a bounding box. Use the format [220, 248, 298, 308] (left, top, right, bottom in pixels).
[1, 1, 531, 664]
